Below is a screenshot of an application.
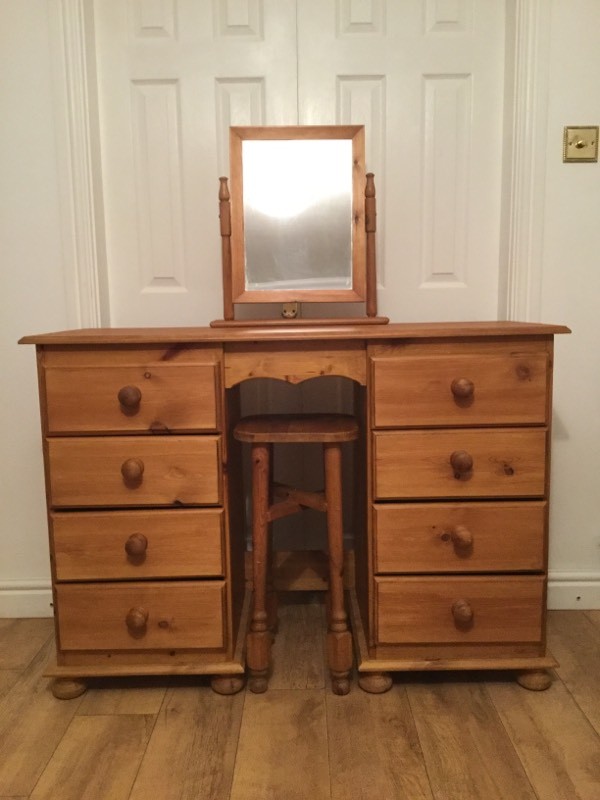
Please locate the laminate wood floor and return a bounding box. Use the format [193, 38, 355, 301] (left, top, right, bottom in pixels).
[0, 598, 598, 800]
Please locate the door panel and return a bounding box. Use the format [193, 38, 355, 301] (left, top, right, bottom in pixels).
[297, 0, 505, 322]
[94, 0, 298, 326]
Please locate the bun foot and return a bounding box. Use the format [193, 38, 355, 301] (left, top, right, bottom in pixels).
[248, 671, 269, 693]
[210, 675, 245, 695]
[331, 675, 351, 695]
[516, 669, 552, 691]
[51, 678, 87, 700]
[358, 672, 392, 694]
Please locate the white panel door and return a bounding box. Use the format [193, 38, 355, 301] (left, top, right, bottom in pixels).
[95, 0, 505, 326]
[298, 0, 505, 321]
[94, 0, 298, 325]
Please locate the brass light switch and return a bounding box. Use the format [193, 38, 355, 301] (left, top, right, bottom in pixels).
[563, 126, 599, 162]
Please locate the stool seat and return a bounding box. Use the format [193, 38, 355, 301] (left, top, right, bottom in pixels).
[233, 413, 358, 443]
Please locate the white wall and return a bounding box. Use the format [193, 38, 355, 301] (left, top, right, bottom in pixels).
[0, 1, 69, 614]
[0, 0, 598, 616]
[542, 2, 600, 607]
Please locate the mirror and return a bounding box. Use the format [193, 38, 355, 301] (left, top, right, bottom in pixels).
[227, 125, 367, 307]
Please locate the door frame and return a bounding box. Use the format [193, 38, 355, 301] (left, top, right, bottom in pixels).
[49, 0, 550, 327]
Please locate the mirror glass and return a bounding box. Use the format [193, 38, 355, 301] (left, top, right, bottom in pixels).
[242, 139, 353, 292]
[229, 125, 366, 305]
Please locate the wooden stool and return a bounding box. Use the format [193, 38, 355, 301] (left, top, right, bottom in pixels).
[234, 413, 359, 695]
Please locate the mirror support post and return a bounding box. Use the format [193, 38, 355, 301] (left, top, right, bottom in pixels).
[219, 177, 234, 320]
[365, 173, 378, 318]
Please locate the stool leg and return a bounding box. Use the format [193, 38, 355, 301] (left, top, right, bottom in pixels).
[324, 442, 353, 695]
[247, 442, 271, 693]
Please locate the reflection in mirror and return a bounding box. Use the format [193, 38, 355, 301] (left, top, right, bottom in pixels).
[242, 139, 353, 292]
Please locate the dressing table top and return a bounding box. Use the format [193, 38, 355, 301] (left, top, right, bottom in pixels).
[20, 320, 570, 346]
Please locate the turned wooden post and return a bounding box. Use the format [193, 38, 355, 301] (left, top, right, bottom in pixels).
[365, 172, 378, 318]
[219, 177, 234, 321]
[324, 442, 353, 695]
[246, 442, 271, 693]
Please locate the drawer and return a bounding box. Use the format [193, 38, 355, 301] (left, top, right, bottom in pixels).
[48, 436, 221, 508]
[374, 501, 546, 573]
[370, 349, 548, 428]
[52, 509, 224, 580]
[45, 362, 219, 434]
[373, 429, 546, 500]
[375, 576, 544, 645]
[56, 581, 225, 651]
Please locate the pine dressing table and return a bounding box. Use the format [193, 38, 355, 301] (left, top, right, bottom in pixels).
[20, 319, 569, 698]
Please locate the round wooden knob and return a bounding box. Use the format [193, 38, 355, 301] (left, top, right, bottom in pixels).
[451, 377, 474, 400]
[124, 533, 148, 558]
[121, 457, 144, 483]
[450, 450, 473, 477]
[118, 385, 142, 409]
[451, 525, 473, 549]
[452, 599, 473, 625]
[125, 606, 148, 636]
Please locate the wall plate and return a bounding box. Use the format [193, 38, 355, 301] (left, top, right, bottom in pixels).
[563, 126, 599, 162]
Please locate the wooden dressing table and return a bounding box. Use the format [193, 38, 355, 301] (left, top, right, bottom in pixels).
[20, 319, 569, 697]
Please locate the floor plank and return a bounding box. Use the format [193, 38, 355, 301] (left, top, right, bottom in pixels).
[229, 690, 330, 800]
[547, 610, 600, 734]
[326, 683, 433, 800]
[129, 679, 244, 800]
[0, 619, 53, 670]
[29, 715, 155, 800]
[407, 677, 537, 800]
[0, 639, 83, 797]
[77, 676, 168, 716]
[269, 593, 327, 691]
[488, 676, 600, 800]
[584, 609, 600, 629]
[0, 670, 21, 702]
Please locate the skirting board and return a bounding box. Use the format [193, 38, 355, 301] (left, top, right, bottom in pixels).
[1, 573, 599, 618]
[0, 582, 53, 618]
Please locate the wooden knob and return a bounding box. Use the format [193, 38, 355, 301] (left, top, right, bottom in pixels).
[450, 450, 473, 477]
[118, 385, 142, 409]
[125, 606, 148, 636]
[451, 525, 473, 549]
[124, 533, 148, 558]
[452, 599, 473, 625]
[451, 377, 474, 400]
[121, 457, 144, 483]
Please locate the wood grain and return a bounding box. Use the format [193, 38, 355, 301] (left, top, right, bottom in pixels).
[268, 593, 326, 691]
[546, 610, 600, 734]
[30, 715, 154, 800]
[371, 349, 548, 427]
[0, 639, 82, 796]
[129, 682, 244, 800]
[373, 428, 547, 499]
[56, 581, 225, 651]
[489, 677, 600, 799]
[373, 501, 546, 573]
[229, 690, 329, 800]
[0, 619, 53, 670]
[47, 435, 221, 507]
[52, 508, 224, 580]
[408, 679, 538, 800]
[327, 684, 434, 800]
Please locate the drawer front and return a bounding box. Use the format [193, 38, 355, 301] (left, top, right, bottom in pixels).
[374, 501, 546, 573]
[48, 436, 221, 507]
[52, 509, 224, 580]
[56, 581, 225, 651]
[373, 429, 546, 500]
[45, 363, 219, 434]
[375, 576, 544, 645]
[371, 351, 548, 428]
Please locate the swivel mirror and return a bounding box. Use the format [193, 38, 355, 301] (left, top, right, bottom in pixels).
[217, 125, 380, 323]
